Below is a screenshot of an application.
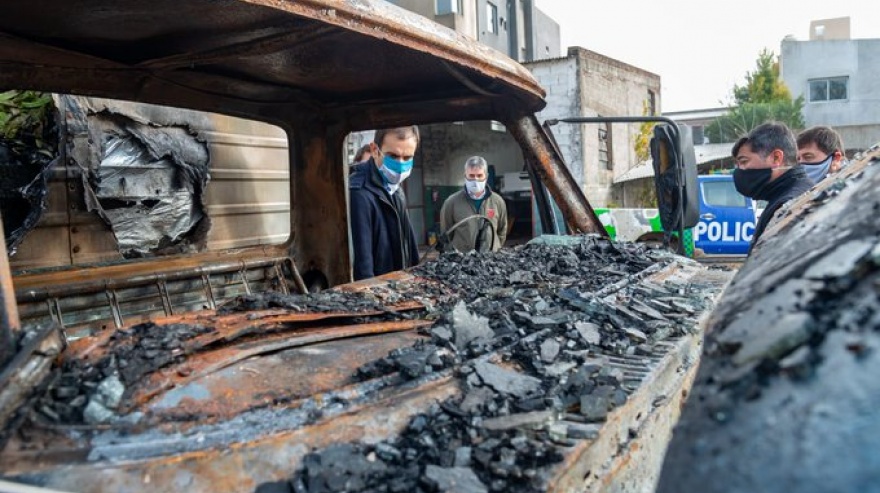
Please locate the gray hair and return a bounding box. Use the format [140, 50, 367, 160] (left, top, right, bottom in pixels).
[463, 156, 488, 173]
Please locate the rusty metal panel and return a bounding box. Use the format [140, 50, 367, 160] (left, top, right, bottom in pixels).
[507, 115, 606, 235]
[138, 325, 428, 420]
[2, 378, 459, 493]
[200, 125, 291, 251]
[0, 0, 546, 127]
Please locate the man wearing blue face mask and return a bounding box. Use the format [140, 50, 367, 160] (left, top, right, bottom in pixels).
[797, 126, 846, 184]
[349, 126, 421, 280]
[732, 122, 814, 251]
[439, 156, 508, 252]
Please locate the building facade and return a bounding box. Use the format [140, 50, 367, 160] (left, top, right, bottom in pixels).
[388, 0, 560, 62]
[526, 47, 662, 207]
[781, 20, 880, 152]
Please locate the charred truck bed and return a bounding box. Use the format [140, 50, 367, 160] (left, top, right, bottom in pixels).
[2, 239, 731, 492]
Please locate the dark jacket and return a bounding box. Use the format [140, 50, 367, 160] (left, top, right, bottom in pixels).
[751, 167, 814, 250]
[349, 159, 419, 280]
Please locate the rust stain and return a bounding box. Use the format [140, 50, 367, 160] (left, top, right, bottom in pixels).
[64, 300, 426, 364]
[128, 319, 432, 414]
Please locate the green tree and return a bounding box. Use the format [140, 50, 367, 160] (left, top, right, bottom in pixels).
[0, 90, 55, 154]
[634, 100, 656, 163]
[733, 49, 792, 105]
[707, 50, 804, 142]
[707, 98, 805, 143]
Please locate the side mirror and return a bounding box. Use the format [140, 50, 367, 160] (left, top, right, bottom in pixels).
[650, 124, 699, 239]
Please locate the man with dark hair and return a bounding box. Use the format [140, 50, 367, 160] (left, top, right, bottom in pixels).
[347, 144, 374, 175]
[349, 126, 420, 280]
[796, 125, 846, 183]
[732, 122, 813, 250]
[353, 144, 372, 163]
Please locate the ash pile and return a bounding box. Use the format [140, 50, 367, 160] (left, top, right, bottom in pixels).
[260, 237, 717, 493]
[30, 322, 213, 426]
[28, 289, 410, 427]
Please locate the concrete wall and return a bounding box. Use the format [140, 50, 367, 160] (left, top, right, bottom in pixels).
[476, 0, 509, 55]
[531, 7, 561, 61]
[417, 122, 523, 186]
[433, 0, 479, 40]
[391, 0, 434, 19]
[809, 17, 850, 41]
[782, 38, 880, 151]
[527, 55, 582, 185]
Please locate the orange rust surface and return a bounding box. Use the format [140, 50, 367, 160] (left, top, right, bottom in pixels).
[128, 319, 432, 413]
[12, 249, 287, 292]
[142, 329, 428, 421]
[65, 300, 426, 364]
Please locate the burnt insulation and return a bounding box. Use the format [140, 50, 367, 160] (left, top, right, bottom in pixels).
[85, 111, 211, 257]
[0, 94, 58, 255]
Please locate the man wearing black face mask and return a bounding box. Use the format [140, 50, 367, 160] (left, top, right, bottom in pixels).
[732, 122, 814, 251]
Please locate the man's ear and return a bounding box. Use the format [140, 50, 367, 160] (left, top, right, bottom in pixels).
[773, 149, 786, 167]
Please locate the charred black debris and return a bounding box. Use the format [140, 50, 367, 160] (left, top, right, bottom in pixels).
[261, 237, 715, 493]
[9, 235, 717, 492]
[29, 288, 417, 427]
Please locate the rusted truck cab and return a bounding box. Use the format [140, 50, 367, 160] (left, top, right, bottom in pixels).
[0, 2, 726, 492]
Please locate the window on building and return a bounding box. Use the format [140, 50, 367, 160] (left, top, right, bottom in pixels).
[647, 90, 657, 116]
[436, 0, 462, 15]
[598, 121, 613, 170]
[486, 2, 498, 34]
[809, 77, 848, 102]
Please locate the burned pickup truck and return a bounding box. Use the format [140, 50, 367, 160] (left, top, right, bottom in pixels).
[1, 1, 727, 492]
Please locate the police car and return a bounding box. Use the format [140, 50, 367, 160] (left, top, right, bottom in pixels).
[692, 174, 756, 255]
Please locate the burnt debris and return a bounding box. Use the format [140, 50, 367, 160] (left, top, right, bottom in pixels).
[32, 322, 213, 425]
[656, 148, 880, 493]
[0, 91, 58, 255]
[265, 237, 713, 493]
[218, 290, 407, 315]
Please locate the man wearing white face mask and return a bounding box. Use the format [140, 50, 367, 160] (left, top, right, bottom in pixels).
[796, 126, 846, 184]
[440, 156, 508, 252]
[349, 126, 420, 280]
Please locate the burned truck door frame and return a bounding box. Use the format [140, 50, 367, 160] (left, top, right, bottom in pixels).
[506, 115, 607, 237]
[545, 117, 699, 254]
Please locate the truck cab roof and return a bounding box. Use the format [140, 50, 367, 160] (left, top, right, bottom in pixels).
[0, 0, 545, 127]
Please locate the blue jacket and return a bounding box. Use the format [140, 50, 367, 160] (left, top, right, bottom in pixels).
[349, 160, 419, 280]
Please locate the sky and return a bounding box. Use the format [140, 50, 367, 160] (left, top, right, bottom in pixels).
[534, 0, 880, 112]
